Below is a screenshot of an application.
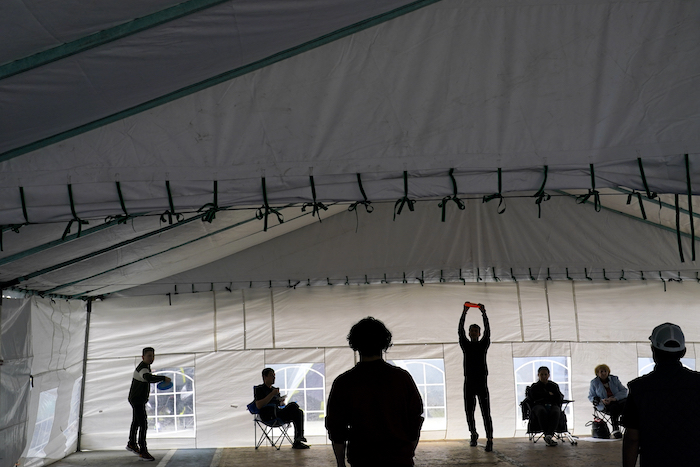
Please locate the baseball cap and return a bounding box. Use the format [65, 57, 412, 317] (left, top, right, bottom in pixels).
[649, 322, 685, 352]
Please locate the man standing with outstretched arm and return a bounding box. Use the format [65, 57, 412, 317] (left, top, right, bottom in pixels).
[127, 347, 170, 462]
[458, 302, 494, 452]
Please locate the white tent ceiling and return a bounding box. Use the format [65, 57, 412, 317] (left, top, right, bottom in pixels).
[1, 0, 699, 298]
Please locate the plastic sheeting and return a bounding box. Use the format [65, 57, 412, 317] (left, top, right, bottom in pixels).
[0, 298, 31, 467]
[13, 298, 86, 467]
[83, 280, 700, 449]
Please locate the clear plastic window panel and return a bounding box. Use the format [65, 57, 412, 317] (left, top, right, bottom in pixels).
[27, 388, 58, 458]
[268, 363, 326, 436]
[147, 367, 195, 437]
[390, 359, 447, 431]
[63, 377, 82, 451]
[513, 357, 571, 430]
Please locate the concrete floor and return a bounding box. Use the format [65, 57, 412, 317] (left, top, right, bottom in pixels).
[47, 438, 630, 467]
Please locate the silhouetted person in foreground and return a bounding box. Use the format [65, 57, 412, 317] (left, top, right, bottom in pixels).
[326, 317, 424, 467]
[127, 347, 170, 462]
[458, 302, 494, 451]
[622, 323, 700, 467]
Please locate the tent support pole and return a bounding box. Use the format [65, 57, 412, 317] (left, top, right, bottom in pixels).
[544, 281, 553, 342]
[572, 281, 580, 342]
[77, 299, 92, 452]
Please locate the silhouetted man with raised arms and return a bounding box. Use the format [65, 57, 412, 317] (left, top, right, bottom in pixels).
[458, 303, 493, 452]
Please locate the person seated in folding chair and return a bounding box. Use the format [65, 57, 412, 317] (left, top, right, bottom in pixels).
[588, 364, 627, 439]
[526, 366, 564, 447]
[254, 368, 309, 449]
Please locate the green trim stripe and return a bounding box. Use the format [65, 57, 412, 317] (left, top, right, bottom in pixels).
[0, 214, 147, 268]
[0, 0, 230, 80]
[0, 0, 444, 164]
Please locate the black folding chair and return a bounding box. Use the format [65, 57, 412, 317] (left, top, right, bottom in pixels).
[521, 389, 578, 445]
[247, 401, 293, 450]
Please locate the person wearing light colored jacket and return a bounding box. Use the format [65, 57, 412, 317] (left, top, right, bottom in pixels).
[588, 364, 627, 438]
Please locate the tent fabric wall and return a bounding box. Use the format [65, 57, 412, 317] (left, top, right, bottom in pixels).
[83, 281, 700, 449]
[0, 298, 87, 467]
[0, 299, 32, 467]
[117, 195, 700, 299]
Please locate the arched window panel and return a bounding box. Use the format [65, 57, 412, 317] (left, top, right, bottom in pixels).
[390, 359, 446, 431]
[147, 368, 196, 437]
[268, 363, 326, 436]
[513, 357, 572, 430]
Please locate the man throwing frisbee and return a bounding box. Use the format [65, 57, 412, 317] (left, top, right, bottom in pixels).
[127, 347, 171, 461]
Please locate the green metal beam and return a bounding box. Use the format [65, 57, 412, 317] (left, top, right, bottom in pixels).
[0, 214, 147, 268]
[0, 212, 207, 290]
[0, 0, 230, 80]
[555, 190, 700, 242]
[58, 205, 307, 297]
[610, 187, 700, 220]
[0, 0, 444, 164]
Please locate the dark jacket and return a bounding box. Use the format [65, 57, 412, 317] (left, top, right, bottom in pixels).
[326, 360, 424, 467]
[128, 361, 167, 404]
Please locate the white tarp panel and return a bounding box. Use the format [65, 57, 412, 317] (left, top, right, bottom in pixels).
[1, 1, 699, 226]
[13, 298, 86, 467]
[0, 298, 32, 467]
[0, 0, 418, 155]
[83, 280, 700, 449]
[123, 196, 699, 297]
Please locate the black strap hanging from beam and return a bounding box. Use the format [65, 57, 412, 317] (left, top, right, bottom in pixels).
[348, 173, 373, 213]
[626, 190, 647, 220]
[394, 171, 415, 220]
[19, 186, 29, 223]
[2, 187, 30, 252]
[62, 184, 89, 240]
[483, 167, 506, 214]
[301, 175, 328, 221]
[438, 168, 465, 222]
[105, 181, 133, 224]
[533, 166, 551, 218]
[255, 177, 284, 232]
[198, 180, 220, 223]
[160, 181, 184, 224]
[576, 164, 601, 211]
[637, 158, 657, 200]
[686, 154, 695, 261]
[675, 194, 685, 263]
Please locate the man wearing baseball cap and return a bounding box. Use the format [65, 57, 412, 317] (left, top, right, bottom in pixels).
[622, 323, 700, 467]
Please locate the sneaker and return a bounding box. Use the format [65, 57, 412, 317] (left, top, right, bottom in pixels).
[139, 451, 155, 461]
[470, 434, 478, 447]
[126, 442, 140, 455]
[297, 436, 308, 443]
[292, 441, 310, 449]
[612, 430, 622, 439]
[485, 439, 493, 452]
[544, 435, 558, 447]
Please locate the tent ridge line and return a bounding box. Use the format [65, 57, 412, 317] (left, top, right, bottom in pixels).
[0, 0, 231, 81]
[99, 268, 700, 298]
[0, 0, 445, 163]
